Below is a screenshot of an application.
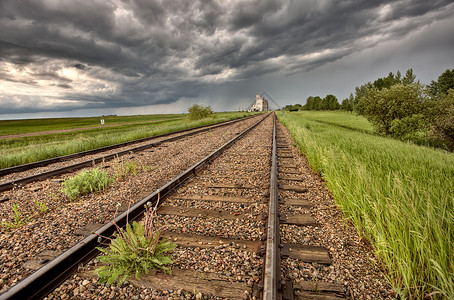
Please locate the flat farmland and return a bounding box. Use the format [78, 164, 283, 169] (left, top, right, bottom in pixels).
[0, 114, 184, 136]
[0, 112, 253, 169]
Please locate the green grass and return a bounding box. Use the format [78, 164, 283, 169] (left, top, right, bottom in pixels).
[277, 110, 454, 298]
[0, 114, 184, 136]
[294, 110, 375, 133]
[61, 167, 113, 200]
[0, 112, 255, 169]
[1, 204, 27, 229]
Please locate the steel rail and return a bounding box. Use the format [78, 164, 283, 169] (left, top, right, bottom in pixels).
[0, 114, 259, 193]
[263, 112, 280, 299]
[0, 113, 270, 300]
[0, 114, 257, 177]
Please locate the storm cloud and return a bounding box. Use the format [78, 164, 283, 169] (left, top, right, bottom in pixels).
[1, 0, 453, 116]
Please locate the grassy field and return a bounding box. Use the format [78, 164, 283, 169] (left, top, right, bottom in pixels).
[277, 110, 453, 298]
[0, 114, 185, 136]
[0, 112, 255, 169]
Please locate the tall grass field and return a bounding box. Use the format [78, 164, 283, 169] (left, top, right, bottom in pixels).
[277, 111, 453, 298]
[0, 112, 254, 169]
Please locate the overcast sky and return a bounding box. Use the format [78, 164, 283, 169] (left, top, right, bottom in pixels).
[1, 0, 454, 119]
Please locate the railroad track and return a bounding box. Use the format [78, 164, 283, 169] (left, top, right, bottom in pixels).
[0, 114, 258, 194]
[1, 113, 347, 299]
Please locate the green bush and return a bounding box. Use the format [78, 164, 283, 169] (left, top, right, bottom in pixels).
[356, 83, 426, 136]
[389, 114, 427, 140]
[187, 104, 213, 120]
[61, 167, 113, 200]
[95, 204, 177, 284]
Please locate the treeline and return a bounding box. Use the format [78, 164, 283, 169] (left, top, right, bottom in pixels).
[283, 94, 340, 111]
[284, 68, 454, 150]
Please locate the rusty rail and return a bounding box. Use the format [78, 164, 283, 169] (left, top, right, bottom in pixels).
[263, 113, 280, 299]
[262, 113, 293, 300]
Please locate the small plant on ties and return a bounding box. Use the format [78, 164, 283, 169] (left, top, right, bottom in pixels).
[95, 202, 177, 284]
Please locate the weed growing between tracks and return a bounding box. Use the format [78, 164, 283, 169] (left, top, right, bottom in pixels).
[276, 111, 454, 299]
[35, 200, 47, 214]
[1, 204, 26, 228]
[61, 167, 113, 200]
[1, 201, 50, 230]
[61, 157, 149, 200]
[113, 157, 138, 181]
[95, 202, 177, 285]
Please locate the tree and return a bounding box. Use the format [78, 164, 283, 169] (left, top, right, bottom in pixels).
[304, 96, 315, 110]
[428, 68, 454, 99]
[303, 95, 340, 111]
[341, 93, 354, 112]
[402, 68, 418, 85]
[188, 104, 213, 120]
[373, 71, 401, 90]
[354, 82, 373, 112]
[427, 89, 454, 150]
[323, 94, 340, 110]
[283, 104, 303, 111]
[294, 104, 304, 110]
[356, 83, 426, 136]
[354, 68, 419, 114]
[284, 105, 296, 111]
[312, 96, 323, 110]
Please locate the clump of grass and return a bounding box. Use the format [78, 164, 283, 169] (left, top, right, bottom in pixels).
[1, 204, 26, 229]
[61, 167, 113, 200]
[35, 201, 48, 214]
[113, 158, 137, 182]
[95, 203, 177, 285]
[277, 111, 454, 299]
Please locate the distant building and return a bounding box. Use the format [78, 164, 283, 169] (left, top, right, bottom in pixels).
[249, 94, 269, 112]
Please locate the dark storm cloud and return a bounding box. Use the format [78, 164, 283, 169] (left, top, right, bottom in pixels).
[0, 0, 453, 114]
[73, 64, 87, 70]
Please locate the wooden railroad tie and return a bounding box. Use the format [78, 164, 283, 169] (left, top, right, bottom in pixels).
[280, 185, 308, 193]
[157, 206, 261, 221]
